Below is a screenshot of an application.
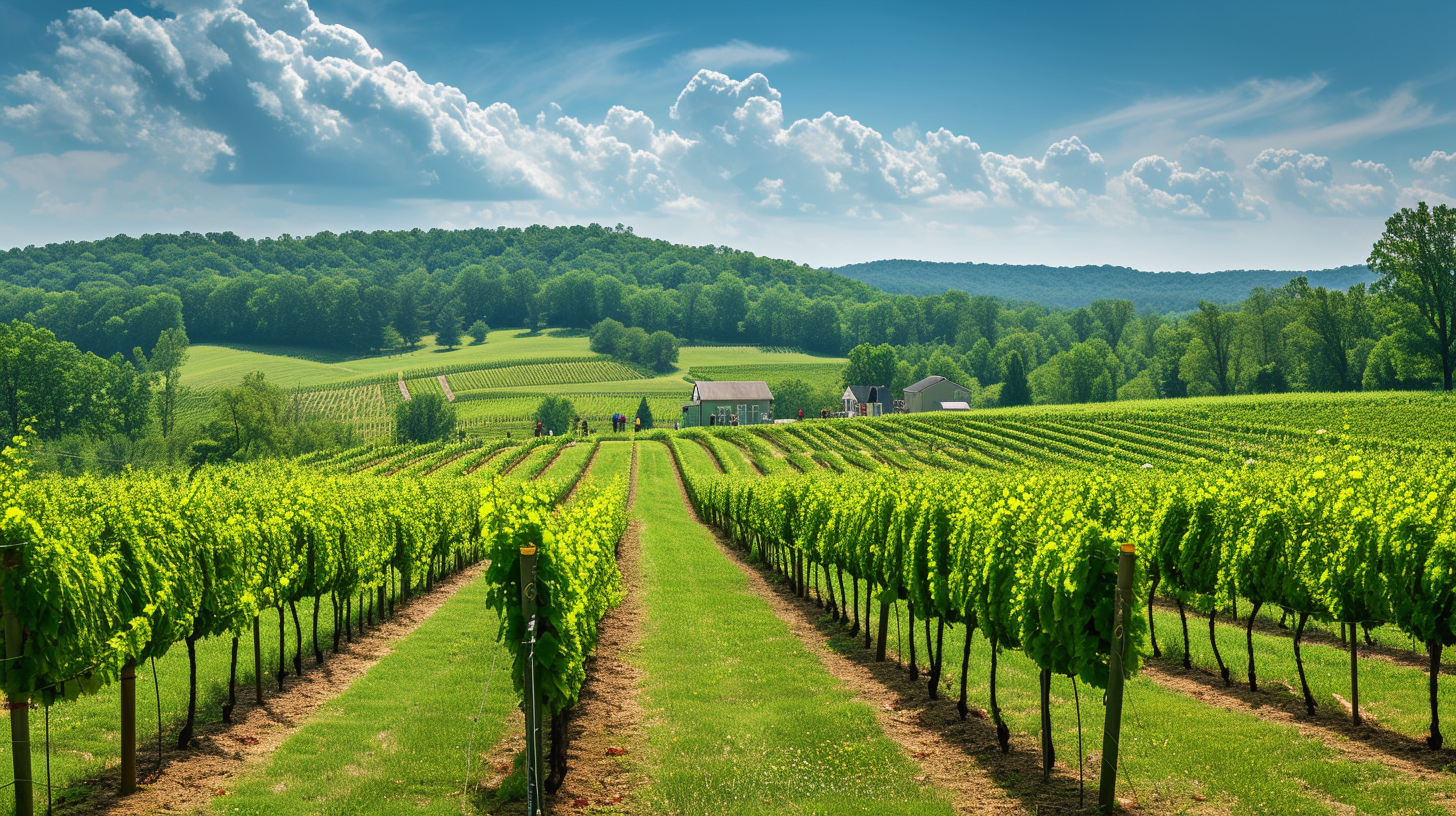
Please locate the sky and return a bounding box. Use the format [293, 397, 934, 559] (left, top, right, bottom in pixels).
[0, 0, 1452, 272]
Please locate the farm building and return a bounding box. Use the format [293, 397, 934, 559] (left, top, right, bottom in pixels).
[902, 375, 975, 412]
[842, 385, 894, 416]
[682, 381, 775, 427]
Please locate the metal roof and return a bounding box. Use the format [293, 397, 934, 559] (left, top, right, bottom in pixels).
[905, 375, 972, 393]
[939, 401, 971, 410]
[903, 375, 946, 393]
[692, 381, 774, 401]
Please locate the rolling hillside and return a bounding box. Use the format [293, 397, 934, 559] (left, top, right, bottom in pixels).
[833, 260, 1378, 310]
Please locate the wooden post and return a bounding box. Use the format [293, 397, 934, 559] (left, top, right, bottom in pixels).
[120, 659, 136, 795]
[1098, 541, 1137, 813]
[2, 552, 35, 816]
[1351, 632, 1361, 727]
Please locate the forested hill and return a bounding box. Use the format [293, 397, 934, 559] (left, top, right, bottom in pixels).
[834, 260, 1378, 311]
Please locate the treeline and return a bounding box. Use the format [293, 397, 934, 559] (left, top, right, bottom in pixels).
[0, 224, 869, 356]
[831, 204, 1455, 406]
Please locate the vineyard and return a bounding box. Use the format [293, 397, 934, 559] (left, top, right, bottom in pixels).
[5, 392, 1456, 815]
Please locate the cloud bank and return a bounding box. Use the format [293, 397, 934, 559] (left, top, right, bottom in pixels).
[0, 0, 1450, 267]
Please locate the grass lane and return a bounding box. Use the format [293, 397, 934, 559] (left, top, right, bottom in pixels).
[0, 593, 369, 815]
[631, 443, 953, 816]
[213, 575, 516, 815]
[1150, 605, 1456, 741]
[852, 599, 1456, 814]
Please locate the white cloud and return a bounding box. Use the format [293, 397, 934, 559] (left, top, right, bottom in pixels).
[674, 40, 790, 72]
[1248, 148, 1395, 214]
[1118, 155, 1266, 220]
[0, 0, 1446, 259]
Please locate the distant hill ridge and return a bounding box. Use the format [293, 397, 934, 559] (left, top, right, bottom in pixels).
[832, 260, 1378, 312]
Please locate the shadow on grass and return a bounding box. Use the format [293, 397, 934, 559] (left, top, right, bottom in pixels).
[728, 547, 1107, 815]
[1143, 652, 1456, 776]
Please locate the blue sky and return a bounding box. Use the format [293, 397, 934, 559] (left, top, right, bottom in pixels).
[0, 0, 1452, 271]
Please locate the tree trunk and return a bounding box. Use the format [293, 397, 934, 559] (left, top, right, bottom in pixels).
[990, 639, 1009, 753]
[876, 597, 890, 660]
[545, 710, 569, 794]
[252, 616, 263, 705]
[1350, 630, 1361, 727]
[850, 577, 861, 637]
[1210, 609, 1229, 685]
[1293, 612, 1316, 715]
[312, 597, 322, 664]
[332, 592, 342, 652]
[177, 629, 199, 749]
[1040, 668, 1055, 781]
[1429, 640, 1444, 750]
[958, 626, 974, 720]
[1177, 598, 1191, 670]
[908, 601, 919, 680]
[928, 616, 943, 700]
[223, 636, 238, 723]
[276, 606, 286, 691]
[290, 600, 303, 677]
[1148, 575, 1161, 658]
[1246, 601, 1263, 692]
[837, 567, 849, 624]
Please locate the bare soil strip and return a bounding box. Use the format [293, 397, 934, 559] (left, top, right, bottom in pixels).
[662, 452, 1041, 816]
[64, 564, 487, 816]
[549, 519, 648, 813]
[1141, 662, 1456, 783]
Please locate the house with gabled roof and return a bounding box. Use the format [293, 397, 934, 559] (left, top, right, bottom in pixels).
[902, 375, 974, 412]
[682, 381, 775, 427]
[842, 385, 893, 417]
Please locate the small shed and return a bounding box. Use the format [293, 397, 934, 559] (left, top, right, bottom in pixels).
[682, 381, 775, 427]
[902, 375, 974, 413]
[842, 385, 893, 417]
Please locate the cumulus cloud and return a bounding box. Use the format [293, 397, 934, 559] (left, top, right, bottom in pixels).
[1407, 150, 1455, 201]
[1119, 155, 1266, 220]
[1249, 148, 1396, 214]
[0, 0, 1440, 239]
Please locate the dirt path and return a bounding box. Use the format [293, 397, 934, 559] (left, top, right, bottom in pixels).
[661, 449, 1041, 816]
[63, 565, 487, 816]
[548, 518, 648, 813]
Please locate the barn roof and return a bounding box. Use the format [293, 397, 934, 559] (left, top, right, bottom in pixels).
[844, 385, 892, 403]
[692, 381, 774, 401]
[904, 375, 971, 393]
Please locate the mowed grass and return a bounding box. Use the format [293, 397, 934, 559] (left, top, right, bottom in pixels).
[1150, 604, 1456, 742]
[631, 443, 954, 815]
[0, 598, 357, 815]
[213, 575, 517, 816]
[182, 330, 597, 390]
[849, 600, 1456, 814]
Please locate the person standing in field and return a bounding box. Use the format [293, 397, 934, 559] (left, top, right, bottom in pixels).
[634, 416, 641, 432]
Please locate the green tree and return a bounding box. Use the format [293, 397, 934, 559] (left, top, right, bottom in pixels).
[468, 320, 490, 345]
[434, 301, 464, 349]
[1188, 301, 1236, 395]
[150, 327, 189, 439]
[106, 351, 154, 439]
[842, 342, 898, 389]
[999, 351, 1032, 406]
[534, 395, 576, 435]
[394, 392, 457, 443]
[213, 371, 286, 458]
[634, 396, 654, 430]
[1090, 299, 1136, 348]
[1368, 202, 1456, 390]
[642, 330, 680, 372]
[589, 318, 626, 356]
[395, 288, 423, 347]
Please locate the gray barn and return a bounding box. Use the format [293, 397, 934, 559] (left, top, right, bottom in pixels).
[902, 375, 974, 412]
